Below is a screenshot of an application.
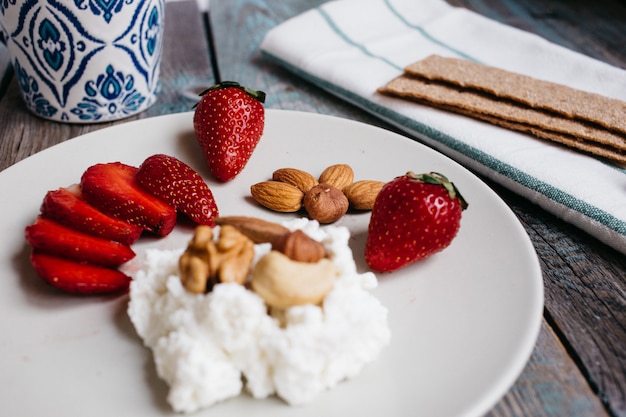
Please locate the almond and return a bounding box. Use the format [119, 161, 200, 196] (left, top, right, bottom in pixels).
[318, 164, 354, 191]
[214, 216, 290, 244]
[272, 168, 318, 192]
[343, 180, 386, 210]
[250, 181, 304, 212]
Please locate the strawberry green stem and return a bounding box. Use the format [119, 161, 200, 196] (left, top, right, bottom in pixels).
[407, 171, 468, 210]
[199, 81, 266, 103]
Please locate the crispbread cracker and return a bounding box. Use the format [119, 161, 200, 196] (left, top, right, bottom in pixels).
[404, 55, 626, 136]
[379, 75, 626, 164]
[380, 75, 626, 151]
[467, 112, 626, 164]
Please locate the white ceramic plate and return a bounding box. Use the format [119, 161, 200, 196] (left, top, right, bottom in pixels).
[0, 110, 543, 417]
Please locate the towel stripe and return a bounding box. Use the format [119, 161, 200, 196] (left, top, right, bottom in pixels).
[382, 0, 482, 63]
[316, 7, 403, 71]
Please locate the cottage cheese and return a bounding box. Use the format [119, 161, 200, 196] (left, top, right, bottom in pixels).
[127, 218, 391, 413]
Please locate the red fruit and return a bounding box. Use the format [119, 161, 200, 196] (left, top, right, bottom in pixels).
[80, 162, 177, 236]
[30, 252, 131, 295]
[365, 172, 468, 272]
[193, 81, 265, 182]
[40, 185, 142, 245]
[135, 154, 219, 226]
[25, 217, 135, 267]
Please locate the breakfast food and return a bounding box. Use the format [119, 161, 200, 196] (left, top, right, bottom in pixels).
[25, 217, 135, 267]
[405, 54, 626, 134]
[30, 252, 132, 294]
[365, 172, 467, 272]
[193, 81, 266, 182]
[379, 55, 626, 164]
[135, 154, 219, 226]
[127, 217, 391, 413]
[40, 185, 143, 245]
[250, 164, 386, 223]
[25, 154, 219, 295]
[80, 162, 178, 237]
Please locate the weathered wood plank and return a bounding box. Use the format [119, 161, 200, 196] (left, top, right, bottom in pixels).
[488, 321, 608, 417]
[0, 0, 212, 172]
[209, 1, 619, 416]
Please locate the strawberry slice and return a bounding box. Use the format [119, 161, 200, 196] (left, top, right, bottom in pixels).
[25, 217, 136, 267]
[80, 162, 177, 236]
[40, 185, 142, 245]
[135, 154, 219, 226]
[30, 252, 131, 295]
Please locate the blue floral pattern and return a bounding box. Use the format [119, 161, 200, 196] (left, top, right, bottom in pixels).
[70, 64, 146, 121]
[74, 0, 135, 23]
[2, 0, 163, 122]
[37, 18, 66, 71]
[13, 59, 58, 118]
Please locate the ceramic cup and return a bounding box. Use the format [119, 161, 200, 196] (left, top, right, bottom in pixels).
[0, 0, 164, 123]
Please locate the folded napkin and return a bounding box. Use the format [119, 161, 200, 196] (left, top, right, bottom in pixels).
[260, 0, 626, 255]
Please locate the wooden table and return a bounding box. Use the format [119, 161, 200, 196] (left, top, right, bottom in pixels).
[1, 1, 624, 416]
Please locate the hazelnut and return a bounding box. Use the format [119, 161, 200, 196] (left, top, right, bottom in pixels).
[303, 183, 349, 223]
[272, 229, 327, 262]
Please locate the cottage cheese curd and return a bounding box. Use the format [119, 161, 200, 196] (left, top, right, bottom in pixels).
[127, 218, 391, 413]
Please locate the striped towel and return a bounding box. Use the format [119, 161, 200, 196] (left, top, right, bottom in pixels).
[260, 0, 626, 255]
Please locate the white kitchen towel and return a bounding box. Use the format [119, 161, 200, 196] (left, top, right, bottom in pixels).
[260, 0, 626, 255]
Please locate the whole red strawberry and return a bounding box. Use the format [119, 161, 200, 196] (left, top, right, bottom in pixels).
[365, 172, 468, 272]
[193, 81, 266, 182]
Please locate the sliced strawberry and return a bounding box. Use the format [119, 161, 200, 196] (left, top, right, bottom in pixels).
[30, 251, 131, 295]
[135, 154, 219, 226]
[25, 217, 135, 267]
[80, 162, 177, 236]
[40, 185, 142, 245]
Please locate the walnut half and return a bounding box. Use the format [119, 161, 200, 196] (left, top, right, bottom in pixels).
[179, 225, 255, 293]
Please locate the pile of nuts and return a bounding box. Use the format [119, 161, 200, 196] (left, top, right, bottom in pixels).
[178, 216, 338, 309]
[250, 164, 386, 223]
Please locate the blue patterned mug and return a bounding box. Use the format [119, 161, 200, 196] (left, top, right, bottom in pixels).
[0, 0, 164, 123]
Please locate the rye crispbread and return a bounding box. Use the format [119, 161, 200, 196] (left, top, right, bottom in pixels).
[404, 55, 626, 136]
[379, 55, 626, 164]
